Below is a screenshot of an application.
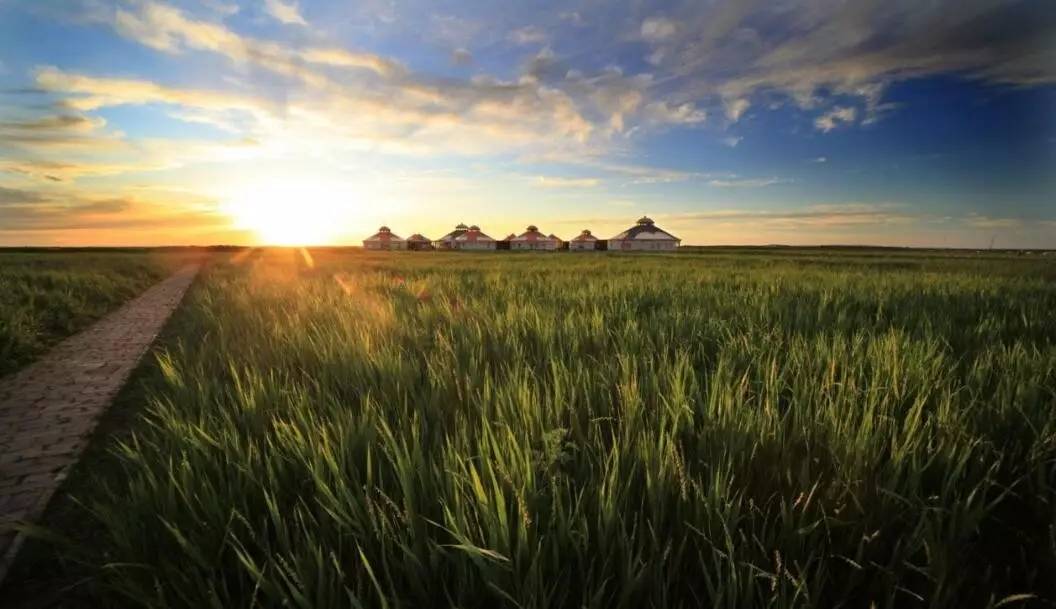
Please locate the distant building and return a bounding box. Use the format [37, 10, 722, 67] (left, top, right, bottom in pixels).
[434, 223, 470, 249]
[607, 216, 680, 251]
[510, 225, 559, 251]
[363, 226, 407, 250]
[569, 229, 599, 251]
[453, 225, 496, 250]
[407, 234, 433, 251]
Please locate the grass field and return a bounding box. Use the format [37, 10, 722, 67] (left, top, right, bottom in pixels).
[0, 251, 184, 377]
[10, 248, 1056, 608]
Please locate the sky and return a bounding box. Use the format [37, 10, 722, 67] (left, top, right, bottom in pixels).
[0, 0, 1054, 247]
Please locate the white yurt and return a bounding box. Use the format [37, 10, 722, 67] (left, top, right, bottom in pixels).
[569, 229, 599, 251]
[363, 226, 407, 250]
[607, 217, 680, 251]
[510, 225, 559, 251]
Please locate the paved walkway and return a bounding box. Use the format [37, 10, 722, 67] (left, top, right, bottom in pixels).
[0, 264, 200, 582]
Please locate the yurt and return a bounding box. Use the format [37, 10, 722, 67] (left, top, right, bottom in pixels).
[406, 234, 433, 251]
[363, 226, 407, 250]
[569, 229, 599, 251]
[510, 225, 559, 251]
[607, 216, 680, 251]
[434, 223, 470, 249]
[453, 225, 497, 250]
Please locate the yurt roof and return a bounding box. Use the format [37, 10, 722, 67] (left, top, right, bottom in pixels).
[571, 230, 598, 241]
[438, 227, 468, 241]
[365, 228, 405, 241]
[512, 226, 555, 241]
[456, 228, 495, 241]
[407, 233, 431, 242]
[610, 217, 679, 241]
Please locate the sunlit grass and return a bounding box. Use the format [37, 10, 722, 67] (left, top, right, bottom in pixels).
[62, 249, 1056, 607]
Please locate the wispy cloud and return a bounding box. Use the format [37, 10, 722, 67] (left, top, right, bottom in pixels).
[0, 185, 224, 235]
[814, 106, 857, 132]
[451, 48, 473, 66]
[644, 0, 1055, 127]
[708, 177, 787, 188]
[264, 0, 306, 26]
[660, 203, 916, 228]
[641, 17, 677, 42]
[508, 26, 547, 45]
[113, 0, 396, 77]
[723, 98, 750, 122]
[535, 176, 600, 188]
[964, 214, 1026, 229]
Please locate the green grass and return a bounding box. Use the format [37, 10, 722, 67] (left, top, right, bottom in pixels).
[0, 252, 188, 376]
[13, 248, 1056, 608]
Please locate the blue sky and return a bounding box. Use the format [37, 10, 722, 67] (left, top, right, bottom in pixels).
[0, 0, 1053, 246]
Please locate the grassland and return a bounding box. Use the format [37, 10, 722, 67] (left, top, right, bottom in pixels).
[0, 251, 182, 376]
[11, 248, 1056, 608]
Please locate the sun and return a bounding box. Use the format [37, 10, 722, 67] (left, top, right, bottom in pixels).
[222, 179, 358, 246]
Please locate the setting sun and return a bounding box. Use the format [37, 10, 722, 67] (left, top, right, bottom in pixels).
[222, 180, 362, 245]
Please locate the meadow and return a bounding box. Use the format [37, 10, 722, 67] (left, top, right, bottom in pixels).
[0, 251, 179, 377]
[10, 248, 1056, 608]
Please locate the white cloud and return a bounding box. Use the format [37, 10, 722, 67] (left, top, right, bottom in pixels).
[645, 0, 1055, 133]
[644, 102, 706, 125]
[708, 177, 786, 188]
[722, 136, 742, 147]
[814, 106, 857, 132]
[509, 26, 547, 45]
[723, 98, 750, 122]
[451, 48, 473, 66]
[641, 17, 677, 42]
[964, 214, 1025, 229]
[112, 0, 396, 78]
[201, 0, 239, 16]
[264, 0, 307, 26]
[535, 176, 600, 188]
[662, 203, 917, 227]
[297, 47, 403, 76]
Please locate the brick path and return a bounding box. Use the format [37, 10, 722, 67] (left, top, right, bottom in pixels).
[0, 264, 200, 583]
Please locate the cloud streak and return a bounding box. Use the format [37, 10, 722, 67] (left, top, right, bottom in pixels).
[264, 0, 307, 26]
[708, 177, 787, 188]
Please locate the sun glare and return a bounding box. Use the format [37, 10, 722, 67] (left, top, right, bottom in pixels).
[222, 180, 361, 246]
